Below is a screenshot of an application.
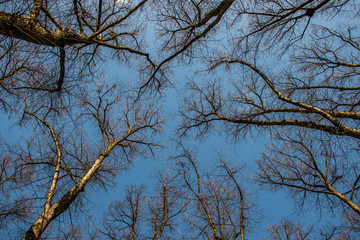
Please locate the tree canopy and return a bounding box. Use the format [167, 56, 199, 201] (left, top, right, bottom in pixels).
[0, 0, 359, 239]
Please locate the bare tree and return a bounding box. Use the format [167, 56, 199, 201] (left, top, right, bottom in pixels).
[145, 0, 352, 90]
[99, 185, 146, 240]
[0, 138, 34, 229]
[0, 1, 164, 239]
[0, 83, 163, 239]
[176, 147, 254, 240]
[96, 147, 254, 240]
[1, 0, 359, 239]
[178, 0, 360, 236]
[145, 170, 187, 240]
[98, 170, 187, 239]
[0, 0, 155, 107]
[265, 219, 312, 240]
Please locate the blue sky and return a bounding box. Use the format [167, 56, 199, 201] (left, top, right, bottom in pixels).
[0, 53, 335, 238]
[68, 58, 326, 238]
[1, 1, 356, 238]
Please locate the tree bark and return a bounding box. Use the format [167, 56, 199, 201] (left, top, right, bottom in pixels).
[0, 11, 88, 46]
[20, 154, 107, 239]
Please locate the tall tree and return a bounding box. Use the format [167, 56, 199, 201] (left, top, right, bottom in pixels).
[0, 0, 161, 238]
[179, 0, 360, 236]
[0, 83, 162, 239]
[1, 0, 360, 238]
[97, 147, 254, 240]
[98, 172, 186, 240]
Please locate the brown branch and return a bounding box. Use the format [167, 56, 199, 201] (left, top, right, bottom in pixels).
[96, 0, 103, 31]
[27, 0, 43, 20]
[40, 6, 64, 30]
[243, 0, 330, 39]
[56, 47, 65, 92]
[73, 0, 84, 33]
[222, 59, 360, 138]
[240, 108, 360, 121]
[140, 0, 235, 92]
[88, 0, 149, 40]
[182, 150, 220, 239]
[24, 111, 62, 208]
